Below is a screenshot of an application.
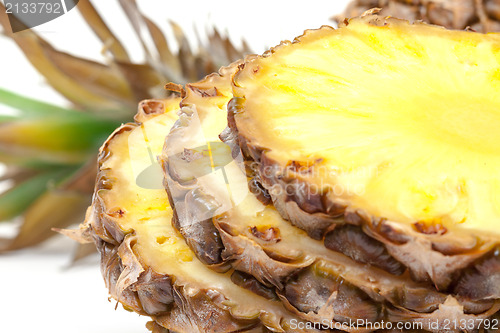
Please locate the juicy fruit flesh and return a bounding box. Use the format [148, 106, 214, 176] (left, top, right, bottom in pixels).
[98, 106, 296, 325]
[103, 114, 195, 265]
[187, 141, 478, 304]
[233, 19, 500, 235]
[162, 66, 499, 324]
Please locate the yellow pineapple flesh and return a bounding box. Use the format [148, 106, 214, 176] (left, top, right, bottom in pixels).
[231, 15, 500, 238]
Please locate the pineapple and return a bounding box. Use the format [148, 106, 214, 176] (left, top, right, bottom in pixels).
[337, 0, 500, 32]
[162, 31, 499, 332]
[75, 96, 320, 332]
[65, 7, 500, 332]
[227, 15, 500, 289]
[0, 0, 249, 252]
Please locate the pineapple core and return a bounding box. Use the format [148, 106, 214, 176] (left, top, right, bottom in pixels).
[232, 18, 500, 235]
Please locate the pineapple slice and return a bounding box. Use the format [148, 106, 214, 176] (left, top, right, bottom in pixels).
[162, 57, 500, 331]
[227, 14, 500, 289]
[78, 98, 315, 333]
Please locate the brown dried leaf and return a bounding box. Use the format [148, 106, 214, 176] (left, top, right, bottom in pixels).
[142, 16, 180, 73]
[62, 157, 97, 194]
[1, 189, 90, 251]
[192, 33, 217, 80]
[117, 0, 153, 59]
[77, 0, 130, 62]
[208, 28, 230, 67]
[0, 167, 37, 185]
[115, 62, 165, 101]
[0, 4, 124, 110]
[170, 21, 197, 82]
[241, 39, 253, 55]
[55, 227, 92, 244]
[117, 0, 190, 87]
[0, 161, 96, 251]
[42, 47, 135, 111]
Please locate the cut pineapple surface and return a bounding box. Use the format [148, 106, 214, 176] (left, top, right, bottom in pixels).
[231, 15, 500, 237]
[162, 59, 500, 332]
[81, 98, 313, 332]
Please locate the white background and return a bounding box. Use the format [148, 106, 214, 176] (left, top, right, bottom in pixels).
[0, 1, 350, 332]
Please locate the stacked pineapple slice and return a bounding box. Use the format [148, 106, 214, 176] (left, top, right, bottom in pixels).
[77, 96, 315, 332]
[228, 14, 500, 289]
[79, 13, 500, 333]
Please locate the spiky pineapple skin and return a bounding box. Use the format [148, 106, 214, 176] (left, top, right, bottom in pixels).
[337, 0, 500, 32]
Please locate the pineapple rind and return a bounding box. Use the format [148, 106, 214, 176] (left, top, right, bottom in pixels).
[162, 57, 500, 331]
[337, 0, 500, 33]
[227, 14, 500, 288]
[80, 98, 313, 333]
